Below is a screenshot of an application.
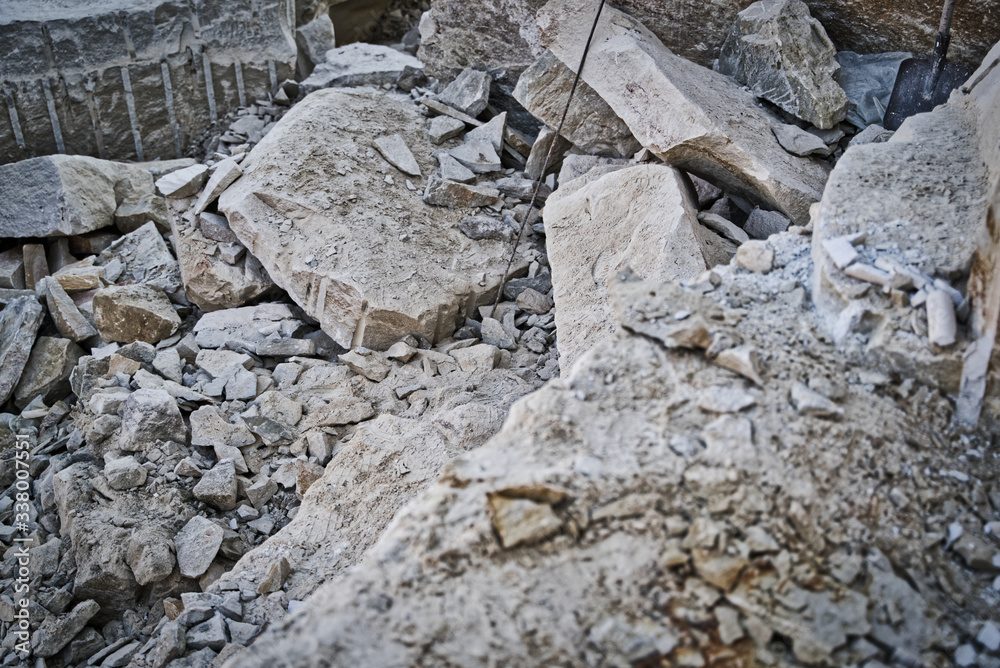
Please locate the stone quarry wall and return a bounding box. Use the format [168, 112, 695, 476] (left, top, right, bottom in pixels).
[0, 0, 297, 165]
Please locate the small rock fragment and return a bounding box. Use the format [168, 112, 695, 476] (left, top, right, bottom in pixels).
[175, 516, 224, 579]
[438, 68, 491, 117]
[374, 134, 422, 177]
[488, 494, 562, 548]
[790, 381, 844, 419]
[735, 240, 774, 273]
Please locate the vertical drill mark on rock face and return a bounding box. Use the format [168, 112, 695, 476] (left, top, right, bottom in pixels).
[235, 60, 247, 107]
[202, 52, 217, 123]
[120, 67, 144, 161]
[160, 62, 182, 158]
[3, 87, 25, 151]
[83, 76, 107, 159]
[41, 78, 64, 154]
[268, 59, 278, 90]
[119, 10, 137, 59]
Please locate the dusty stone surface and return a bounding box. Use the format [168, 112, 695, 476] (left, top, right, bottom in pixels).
[0, 295, 45, 405]
[537, 0, 830, 225]
[514, 50, 641, 158]
[719, 0, 848, 129]
[13, 335, 84, 408]
[93, 284, 181, 344]
[219, 88, 528, 350]
[0, 155, 155, 237]
[545, 164, 709, 372]
[301, 43, 424, 93]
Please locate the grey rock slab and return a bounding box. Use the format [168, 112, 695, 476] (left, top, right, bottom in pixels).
[175, 516, 225, 579]
[438, 68, 492, 117]
[339, 349, 392, 382]
[31, 599, 100, 658]
[97, 221, 182, 293]
[515, 287, 552, 314]
[219, 89, 526, 350]
[464, 112, 507, 152]
[0, 155, 155, 237]
[514, 50, 641, 158]
[448, 140, 502, 174]
[459, 216, 513, 242]
[193, 459, 238, 510]
[301, 43, 423, 93]
[772, 123, 833, 157]
[428, 116, 466, 145]
[190, 406, 256, 448]
[743, 207, 791, 239]
[718, 0, 848, 129]
[437, 153, 476, 183]
[481, 317, 516, 351]
[538, 0, 830, 224]
[119, 388, 186, 451]
[187, 614, 228, 651]
[192, 303, 305, 353]
[375, 134, 422, 177]
[0, 247, 25, 289]
[195, 158, 242, 214]
[296, 14, 336, 69]
[156, 164, 209, 198]
[13, 335, 84, 408]
[545, 164, 709, 371]
[93, 284, 180, 344]
[104, 455, 148, 490]
[0, 295, 45, 405]
[698, 213, 749, 244]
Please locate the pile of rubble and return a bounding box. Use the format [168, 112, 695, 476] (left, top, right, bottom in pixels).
[0, 0, 998, 666]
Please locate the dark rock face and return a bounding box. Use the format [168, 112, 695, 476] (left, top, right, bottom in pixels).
[0, 0, 296, 165]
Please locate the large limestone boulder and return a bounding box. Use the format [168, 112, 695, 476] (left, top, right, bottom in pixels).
[0, 155, 155, 237]
[513, 50, 641, 158]
[219, 88, 530, 350]
[545, 164, 709, 372]
[536, 0, 830, 225]
[93, 284, 181, 344]
[718, 0, 848, 129]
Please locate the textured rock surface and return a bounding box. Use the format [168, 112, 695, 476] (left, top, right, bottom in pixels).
[719, 0, 848, 129]
[0, 295, 45, 405]
[537, 0, 830, 225]
[0, 156, 155, 237]
[545, 164, 709, 372]
[219, 88, 528, 350]
[93, 284, 181, 344]
[301, 43, 423, 93]
[13, 335, 84, 408]
[0, 0, 296, 164]
[514, 50, 641, 158]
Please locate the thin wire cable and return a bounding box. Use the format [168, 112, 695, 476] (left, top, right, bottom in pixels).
[489, 0, 607, 319]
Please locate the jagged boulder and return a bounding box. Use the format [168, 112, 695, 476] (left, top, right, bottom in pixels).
[219, 88, 529, 350]
[719, 0, 848, 129]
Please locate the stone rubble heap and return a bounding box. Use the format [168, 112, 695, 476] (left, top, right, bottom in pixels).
[0, 0, 998, 667]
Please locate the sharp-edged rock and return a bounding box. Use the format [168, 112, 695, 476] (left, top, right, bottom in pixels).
[718, 0, 848, 129]
[119, 388, 186, 452]
[156, 164, 209, 198]
[514, 50, 641, 158]
[193, 303, 306, 354]
[428, 116, 467, 145]
[175, 516, 225, 579]
[743, 207, 791, 239]
[0, 247, 25, 289]
[13, 336, 84, 408]
[301, 43, 424, 93]
[0, 155, 155, 237]
[97, 221, 182, 294]
[448, 140, 502, 174]
[31, 599, 100, 658]
[545, 164, 709, 371]
[772, 123, 834, 157]
[195, 158, 242, 214]
[93, 284, 181, 344]
[537, 0, 830, 225]
[0, 295, 45, 405]
[219, 88, 527, 350]
[438, 68, 492, 117]
[374, 134, 422, 177]
[193, 460, 238, 510]
[296, 14, 336, 72]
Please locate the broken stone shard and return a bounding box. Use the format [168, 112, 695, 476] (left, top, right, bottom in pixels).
[0, 295, 45, 405]
[301, 43, 424, 93]
[374, 134, 422, 177]
[0, 155, 155, 237]
[193, 459, 238, 510]
[438, 68, 492, 117]
[428, 116, 466, 145]
[537, 0, 830, 224]
[489, 494, 562, 548]
[93, 284, 181, 344]
[175, 516, 225, 579]
[13, 336, 84, 408]
[296, 14, 336, 72]
[156, 164, 209, 198]
[195, 158, 242, 214]
[545, 164, 709, 371]
[718, 0, 848, 129]
[772, 123, 834, 157]
[119, 388, 186, 452]
[219, 88, 526, 350]
[514, 50, 641, 158]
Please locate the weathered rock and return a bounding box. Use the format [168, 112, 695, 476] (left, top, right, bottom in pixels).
[516, 288, 552, 315]
[193, 303, 306, 353]
[13, 336, 84, 408]
[514, 50, 641, 158]
[481, 317, 516, 351]
[438, 68, 492, 117]
[301, 43, 424, 93]
[743, 207, 791, 239]
[187, 614, 228, 651]
[104, 455, 148, 490]
[458, 216, 513, 242]
[0, 295, 45, 405]
[97, 221, 182, 293]
[42, 278, 98, 343]
[31, 599, 100, 658]
[428, 116, 466, 145]
[790, 381, 844, 418]
[448, 140, 502, 174]
[119, 388, 186, 452]
[195, 158, 242, 215]
[220, 89, 527, 349]
[450, 344, 502, 373]
[545, 164, 709, 371]
[257, 557, 292, 595]
[374, 134, 422, 177]
[296, 14, 337, 72]
[0, 156, 155, 237]
[175, 517, 225, 579]
[773, 123, 834, 157]
[538, 0, 830, 224]
[736, 240, 775, 273]
[193, 460, 238, 510]
[488, 495, 562, 548]
[340, 349, 393, 382]
[93, 284, 180, 344]
[22, 243, 49, 290]
[114, 192, 170, 233]
[190, 406, 256, 449]
[0, 247, 25, 289]
[125, 528, 175, 586]
[424, 177, 503, 209]
[156, 164, 209, 198]
[718, 0, 847, 128]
